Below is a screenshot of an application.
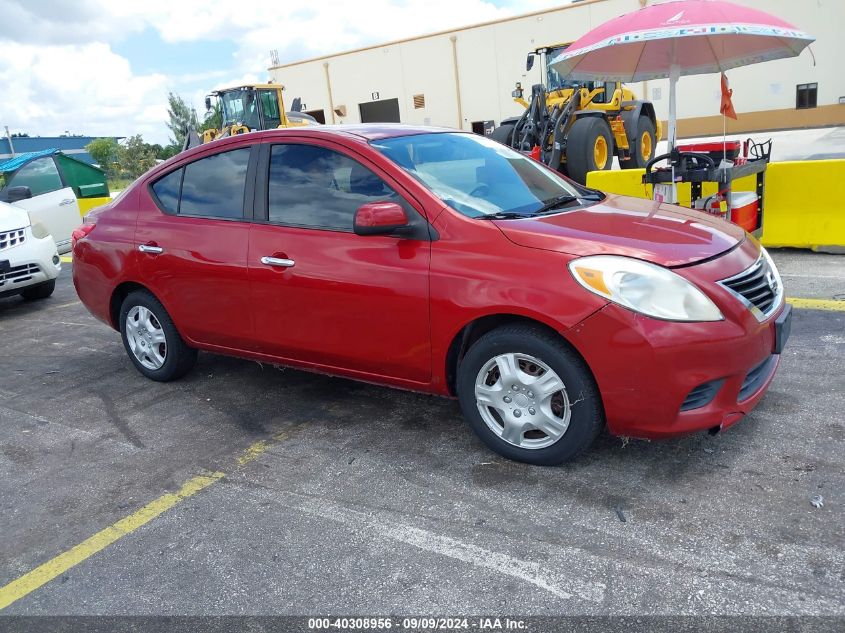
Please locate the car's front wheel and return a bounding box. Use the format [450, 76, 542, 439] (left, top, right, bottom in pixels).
[119, 290, 197, 381]
[457, 325, 604, 465]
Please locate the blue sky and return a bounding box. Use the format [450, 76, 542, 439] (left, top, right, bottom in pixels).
[1, 0, 561, 144]
[112, 30, 238, 77]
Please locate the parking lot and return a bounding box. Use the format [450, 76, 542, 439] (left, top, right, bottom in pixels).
[0, 250, 843, 617]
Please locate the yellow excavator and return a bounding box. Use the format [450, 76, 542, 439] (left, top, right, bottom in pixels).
[183, 83, 319, 150]
[491, 43, 662, 184]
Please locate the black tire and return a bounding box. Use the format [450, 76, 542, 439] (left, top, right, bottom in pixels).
[21, 279, 55, 300]
[565, 117, 614, 185]
[119, 290, 197, 382]
[621, 115, 656, 170]
[489, 123, 515, 146]
[456, 324, 604, 465]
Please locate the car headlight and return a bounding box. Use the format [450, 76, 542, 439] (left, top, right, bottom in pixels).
[569, 255, 724, 322]
[29, 218, 51, 239]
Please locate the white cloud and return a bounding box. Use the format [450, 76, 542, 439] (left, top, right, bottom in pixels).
[0, 42, 169, 142]
[2, 0, 562, 144]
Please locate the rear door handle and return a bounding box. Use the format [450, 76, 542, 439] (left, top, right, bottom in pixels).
[260, 256, 295, 268]
[139, 244, 163, 254]
[59, 198, 76, 206]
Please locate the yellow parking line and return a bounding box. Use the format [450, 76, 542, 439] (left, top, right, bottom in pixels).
[236, 431, 288, 466]
[0, 430, 291, 611]
[60, 255, 72, 264]
[787, 297, 845, 311]
[0, 472, 222, 610]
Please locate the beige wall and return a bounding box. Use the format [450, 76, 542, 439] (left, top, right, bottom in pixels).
[269, 0, 844, 135]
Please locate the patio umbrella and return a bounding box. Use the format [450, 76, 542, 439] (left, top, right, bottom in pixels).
[549, 0, 814, 151]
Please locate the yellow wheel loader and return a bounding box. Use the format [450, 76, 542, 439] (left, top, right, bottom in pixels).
[183, 83, 319, 151]
[491, 44, 661, 184]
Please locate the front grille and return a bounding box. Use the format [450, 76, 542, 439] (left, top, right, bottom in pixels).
[680, 379, 724, 411]
[0, 263, 40, 287]
[719, 255, 780, 320]
[739, 355, 776, 401]
[0, 228, 26, 252]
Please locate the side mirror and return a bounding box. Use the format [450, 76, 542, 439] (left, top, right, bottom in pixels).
[353, 202, 411, 237]
[526, 53, 535, 72]
[4, 186, 33, 203]
[205, 96, 212, 111]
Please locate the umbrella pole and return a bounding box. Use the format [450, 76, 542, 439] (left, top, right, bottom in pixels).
[668, 63, 680, 203]
[668, 63, 680, 152]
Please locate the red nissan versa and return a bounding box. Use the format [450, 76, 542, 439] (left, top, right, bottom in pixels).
[72, 125, 791, 465]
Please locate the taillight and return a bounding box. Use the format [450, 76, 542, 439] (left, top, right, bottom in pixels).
[71, 223, 96, 249]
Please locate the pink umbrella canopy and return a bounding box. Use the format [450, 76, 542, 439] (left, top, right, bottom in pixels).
[548, 0, 814, 150]
[549, 0, 814, 81]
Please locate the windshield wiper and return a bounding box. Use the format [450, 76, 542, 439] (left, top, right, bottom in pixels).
[533, 192, 603, 215]
[481, 211, 530, 220]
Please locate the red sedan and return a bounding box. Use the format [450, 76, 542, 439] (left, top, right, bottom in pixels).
[72, 125, 791, 465]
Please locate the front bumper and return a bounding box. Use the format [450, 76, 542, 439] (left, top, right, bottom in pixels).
[566, 301, 784, 438]
[564, 240, 786, 439]
[0, 228, 61, 297]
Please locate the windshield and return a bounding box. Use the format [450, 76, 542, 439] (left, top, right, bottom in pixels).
[220, 90, 261, 129]
[372, 132, 595, 218]
[546, 45, 584, 92]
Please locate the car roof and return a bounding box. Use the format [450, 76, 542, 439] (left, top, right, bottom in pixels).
[260, 123, 459, 142]
[143, 124, 465, 182]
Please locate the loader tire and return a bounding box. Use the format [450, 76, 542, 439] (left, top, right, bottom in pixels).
[621, 115, 656, 170]
[490, 123, 515, 147]
[565, 117, 613, 185]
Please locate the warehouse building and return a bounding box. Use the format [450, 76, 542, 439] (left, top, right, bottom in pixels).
[268, 0, 843, 138]
[0, 135, 119, 165]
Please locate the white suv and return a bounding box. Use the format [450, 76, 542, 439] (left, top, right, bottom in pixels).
[0, 200, 62, 300]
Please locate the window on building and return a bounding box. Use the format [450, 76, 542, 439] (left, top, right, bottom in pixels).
[305, 109, 326, 124]
[8, 157, 63, 196]
[796, 83, 818, 109]
[150, 147, 251, 219]
[268, 144, 401, 231]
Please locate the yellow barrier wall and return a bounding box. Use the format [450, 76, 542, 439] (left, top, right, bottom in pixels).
[77, 196, 111, 217]
[586, 160, 845, 251]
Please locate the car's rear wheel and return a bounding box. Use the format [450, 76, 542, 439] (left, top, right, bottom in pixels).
[119, 290, 197, 381]
[21, 279, 56, 300]
[457, 325, 604, 465]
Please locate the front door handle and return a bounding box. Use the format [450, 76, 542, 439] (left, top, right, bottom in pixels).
[59, 198, 76, 206]
[139, 244, 164, 254]
[260, 256, 295, 268]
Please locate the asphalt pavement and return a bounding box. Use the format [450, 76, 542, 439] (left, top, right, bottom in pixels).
[0, 250, 842, 621]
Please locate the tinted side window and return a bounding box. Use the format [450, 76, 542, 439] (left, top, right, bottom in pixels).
[268, 144, 400, 231]
[151, 168, 182, 214]
[180, 148, 251, 218]
[9, 157, 63, 196]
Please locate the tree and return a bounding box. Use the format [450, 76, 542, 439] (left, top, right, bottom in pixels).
[200, 101, 222, 134]
[85, 138, 119, 176]
[165, 91, 199, 150]
[116, 134, 157, 179]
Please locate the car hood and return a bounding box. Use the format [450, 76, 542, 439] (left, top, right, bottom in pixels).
[0, 201, 31, 232]
[493, 194, 746, 267]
